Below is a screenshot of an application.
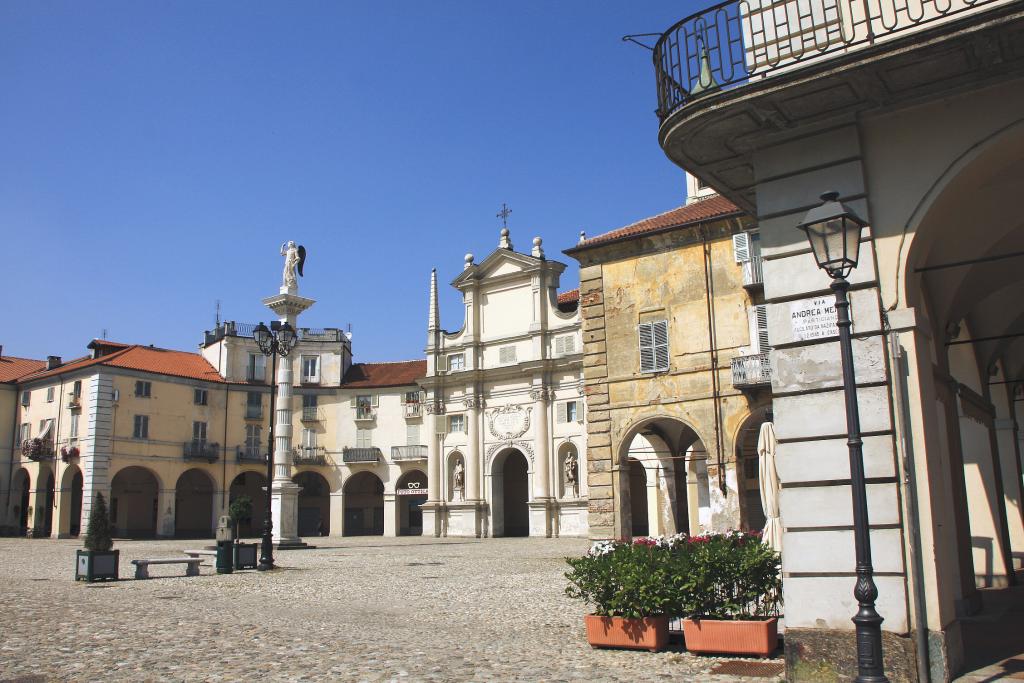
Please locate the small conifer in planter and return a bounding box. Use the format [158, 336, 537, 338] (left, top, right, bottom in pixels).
[75, 492, 119, 581]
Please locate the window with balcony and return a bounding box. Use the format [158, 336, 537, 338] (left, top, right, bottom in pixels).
[39, 419, 54, 442]
[733, 231, 763, 287]
[638, 320, 670, 373]
[69, 413, 79, 440]
[447, 354, 465, 371]
[72, 380, 82, 399]
[302, 428, 317, 449]
[194, 388, 208, 406]
[247, 353, 266, 382]
[403, 391, 423, 417]
[301, 355, 320, 384]
[448, 414, 465, 434]
[246, 391, 262, 419]
[133, 415, 149, 439]
[557, 400, 581, 424]
[193, 421, 207, 443]
[352, 394, 377, 420]
[302, 394, 319, 421]
[245, 424, 262, 457]
[406, 423, 420, 445]
[356, 428, 372, 448]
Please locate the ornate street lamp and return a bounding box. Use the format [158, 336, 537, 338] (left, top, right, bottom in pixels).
[797, 192, 887, 683]
[252, 320, 298, 571]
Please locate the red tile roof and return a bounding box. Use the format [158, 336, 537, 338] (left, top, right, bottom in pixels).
[569, 195, 742, 251]
[0, 355, 47, 383]
[21, 345, 225, 384]
[342, 360, 426, 389]
[557, 289, 579, 304]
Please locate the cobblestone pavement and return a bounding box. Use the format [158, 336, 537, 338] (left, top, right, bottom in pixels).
[0, 536, 783, 682]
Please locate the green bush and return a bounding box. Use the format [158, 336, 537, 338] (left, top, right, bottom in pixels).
[228, 495, 253, 536]
[83, 492, 114, 552]
[564, 531, 781, 620]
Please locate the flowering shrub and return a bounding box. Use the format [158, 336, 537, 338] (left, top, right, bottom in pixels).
[565, 531, 781, 620]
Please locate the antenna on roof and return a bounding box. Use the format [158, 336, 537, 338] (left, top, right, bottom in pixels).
[215, 300, 221, 327]
[101, 328, 108, 340]
[347, 323, 352, 333]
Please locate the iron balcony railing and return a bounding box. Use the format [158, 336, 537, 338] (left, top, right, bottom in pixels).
[403, 403, 423, 418]
[653, 0, 1004, 120]
[209, 321, 347, 344]
[391, 445, 428, 461]
[742, 256, 764, 288]
[343, 447, 381, 463]
[236, 446, 267, 463]
[731, 352, 772, 388]
[293, 446, 328, 466]
[184, 440, 220, 462]
[355, 406, 376, 421]
[301, 406, 322, 422]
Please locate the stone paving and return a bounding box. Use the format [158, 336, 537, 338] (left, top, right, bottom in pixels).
[0, 536, 783, 682]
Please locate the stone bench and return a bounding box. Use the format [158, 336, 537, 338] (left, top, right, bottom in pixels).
[131, 558, 204, 580]
[183, 549, 217, 558]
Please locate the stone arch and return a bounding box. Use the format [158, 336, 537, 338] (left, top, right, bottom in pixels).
[343, 471, 384, 536]
[110, 466, 160, 538]
[229, 470, 267, 538]
[293, 470, 331, 537]
[175, 468, 216, 538]
[491, 447, 530, 537]
[396, 469, 428, 536]
[11, 468, 30, 535]
[733, 407, 772, 533]
[58, 464, 84, 538]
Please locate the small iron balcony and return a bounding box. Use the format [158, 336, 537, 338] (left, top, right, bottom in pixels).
[403, 403, 422, 418]
[343, 447, 381, 463]
[293, 446, 328, 466]
[301, 406, 322, 422]
[355, 406, 376, 421]
[731, 352, 772, 388]
[742, 257, 763, 289]
[184, 441, 220, 463]
[235, 446, 267, 463]
[391, 445, 427, 461]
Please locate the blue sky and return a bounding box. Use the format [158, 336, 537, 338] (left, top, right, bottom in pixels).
[2, 2, 701, 363]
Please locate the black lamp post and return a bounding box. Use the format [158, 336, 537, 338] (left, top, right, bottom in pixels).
[797, 192, 888, 683]
[253, 320, 298, 572]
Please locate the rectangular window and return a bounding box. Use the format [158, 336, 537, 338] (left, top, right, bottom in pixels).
[447, 354, 465, 371]
[72, 380, 82, 399]
[499, 345, 517, 364]
[303, 394, 318, 408]
[135, 380, 151, 398]
[20, 391, 30, 407]
[356, 428, 372, 448]
[750, 305, 770, 353]
[558, 400, 580, 424]
[193, 421, 207, 442]
[39, 418, 54, 441]
[46, 387, 55, 403]
[403, 391, 421, 404]
[247, 353, 266, 382]
[406, 423, 420, 445]
[554, 335, 576, 356]
[19, 423, 30, 442]
[245, 424, 262, 456]
[301, 428, 316, 449]
[638, 320, 670, 373]
[69, 413, 80, 439]
[301, 355, 320, 384]
[350, 394, 378, 407]
[448, 414, 465, 434]
[246, 391, 262, 419]
[133, 415, 149, 439]
[732, 231, 761, 262]
[194, 388, 208, 406]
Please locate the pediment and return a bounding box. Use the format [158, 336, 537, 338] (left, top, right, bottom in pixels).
[451, 248, 542, 287]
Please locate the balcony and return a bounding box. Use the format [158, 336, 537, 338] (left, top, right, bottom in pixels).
[293, 446, 328, 466]
[354, 406, 376, 421]
[235, 446, 267, 464]
[731, 353, 772, 389]
[301, 406, 322, 422]
[184, 440, 220, 463]
[21, 438, 54, 461]
[67, 396, 82, 410]
[391, 445, 427, 461]
[343, 447, 381, 464]
[403, 403, 422, 418]
[742, 257, 763, 289]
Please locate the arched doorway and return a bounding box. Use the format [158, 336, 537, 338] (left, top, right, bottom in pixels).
[492, 449, 529, 537]
[396, 470, 427, 536]
[293, 471, 331, 537]
[628, 458, 649, 537]
[110, 466, 159, 538]
[229, 471, 267, 538]
[59, 466, 84, 537]
[13, 469, 30, 536]
[736, 410, 770, 533]
[343, 471, 384, 536]
[36, 469, 55, 538]
[175, 469, 215, 538]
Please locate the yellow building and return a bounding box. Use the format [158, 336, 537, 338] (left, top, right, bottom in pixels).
[1, 352, 47, 535]
[565, 196, 770, 541]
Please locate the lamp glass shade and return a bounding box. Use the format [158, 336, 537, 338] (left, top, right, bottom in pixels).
[279, 323, 296, 348]
[797, 192, 866, 279]
[253, 323, 271, 352]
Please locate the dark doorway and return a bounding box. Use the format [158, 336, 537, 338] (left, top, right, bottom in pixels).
[502, 451, 530, 537]
[397, 470, 427, 536]
[629, 459, 649, 537]
[229, 471, 267, 538]
[344, 472, 384, 536]
[294, 471, 331, 537]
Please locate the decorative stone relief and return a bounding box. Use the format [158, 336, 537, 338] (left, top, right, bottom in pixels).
[485, 440, 535, 471]
[487, 404, 532, 440]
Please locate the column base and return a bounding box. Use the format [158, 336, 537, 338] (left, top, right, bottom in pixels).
[421, 502, 444, 537]
[271, 479, 302, 545]
[528, 499, 553, 538]
[274, 540, 315, 550]
[556, 498, 589, 537]
[446, 501, 482, 537]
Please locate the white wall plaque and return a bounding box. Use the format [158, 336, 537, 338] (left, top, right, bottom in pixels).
[488, 405, 531, 440]
[790, 295, 844, 341]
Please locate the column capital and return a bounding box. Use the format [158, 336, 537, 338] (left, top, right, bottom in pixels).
[529, 387, 554, 402]
[463, 396, 484, 410]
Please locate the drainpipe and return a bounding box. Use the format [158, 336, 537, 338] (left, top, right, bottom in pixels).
[4, 383, 20, 527]
[701, 227, 726, 494]
[53, 376, 65, 535]
[222, 382, 229, 516]
[887, 330, 931, 683]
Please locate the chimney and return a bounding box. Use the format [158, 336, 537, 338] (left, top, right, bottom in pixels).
[46, 355, 62, 370]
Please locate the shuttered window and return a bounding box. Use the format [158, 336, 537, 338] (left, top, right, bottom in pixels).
[557, 400, 581, 424]
[406, 423, 420, 445]
[555, 335, 576, 355]
[638, 320, 669, 373]
[448, 414, 465, 433]
[732, 232, 750, 262]
[356, 429, 371, 448]
[751, 305, 770, 353]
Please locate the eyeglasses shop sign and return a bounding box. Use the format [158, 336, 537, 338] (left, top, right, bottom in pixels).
[790, 295, 847, 342]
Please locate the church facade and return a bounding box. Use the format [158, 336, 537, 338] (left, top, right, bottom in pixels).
[419, 228, 588, 538]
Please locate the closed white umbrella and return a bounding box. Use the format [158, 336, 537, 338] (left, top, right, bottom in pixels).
[757, 421, 783, 552]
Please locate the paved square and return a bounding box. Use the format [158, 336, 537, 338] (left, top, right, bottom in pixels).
[0, 537, 782, 681]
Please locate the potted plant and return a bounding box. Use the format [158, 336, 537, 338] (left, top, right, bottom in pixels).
[565, 538, 680, 652]
[75, 492, 119, 581]
[228, 496, 258, 570]
[60, 445, 80, 463]
[677, 531, 782, 657]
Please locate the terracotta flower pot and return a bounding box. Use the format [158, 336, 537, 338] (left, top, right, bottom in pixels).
[682, 617, 778, 657]
[584, 614, 670, 652]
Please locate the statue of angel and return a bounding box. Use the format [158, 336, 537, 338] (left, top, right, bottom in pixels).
[281, 241, 306, 289]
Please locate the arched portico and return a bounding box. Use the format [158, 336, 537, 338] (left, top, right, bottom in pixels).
[734, 408, 772, 533]
[229, 470, 267, 538]
[294, 470, 331, 537]
[343, 471, 384, 536]
[57, 465, 83, 538]
[110, 466, 160, 538]
[174, 469, 216, 538]
[12, 468, 30, 536]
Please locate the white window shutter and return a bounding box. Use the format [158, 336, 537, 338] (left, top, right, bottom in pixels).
[371, 394, 379, 407]
[653, 320, 670, 371]
[638, 322, 654, 373]
[754, 305, 770, 353]
[557, 402, 567, 424]
[349, 395, 357, 408]
[554, 336, 565, 355]
[733, 233, 750, 263]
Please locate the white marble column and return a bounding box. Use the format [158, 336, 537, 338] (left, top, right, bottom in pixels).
[423, 404, 443, 537]
[466, 397, 482, 501]
[157, 488, 176, 538]
[529, 387, 552, 537]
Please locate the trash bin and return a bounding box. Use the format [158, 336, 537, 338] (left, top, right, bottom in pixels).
[215, 515, 234, 574]
[233, 542, 258, 570]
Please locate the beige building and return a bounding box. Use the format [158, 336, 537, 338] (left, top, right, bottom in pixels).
[1, 352, 47, 535]
[565, 195, 770, 541]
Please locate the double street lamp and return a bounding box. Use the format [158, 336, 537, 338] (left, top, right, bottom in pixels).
[253, 320, 298, 572]
[797, 192, 888, 683]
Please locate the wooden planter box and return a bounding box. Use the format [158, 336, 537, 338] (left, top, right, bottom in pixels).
[682, 617, 778, 657]
[75, 549, 120, 582]
[584, 615, 670, 652]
